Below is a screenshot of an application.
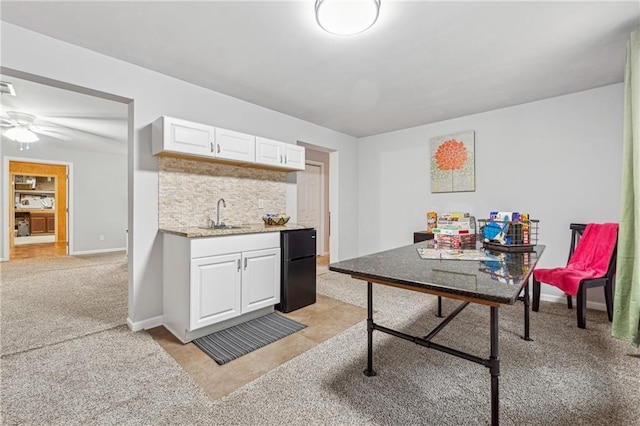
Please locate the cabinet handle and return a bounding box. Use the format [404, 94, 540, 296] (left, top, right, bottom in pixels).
[280, 155, 283, 164]
[237, 259, 241, 271]
[244, 257, 247, 270]
[284, 155, 287, 164]
[210, 142, 214, 153]
[217, 143, 221, 154]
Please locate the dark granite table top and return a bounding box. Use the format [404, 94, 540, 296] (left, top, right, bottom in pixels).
[329, 241, 545, 305]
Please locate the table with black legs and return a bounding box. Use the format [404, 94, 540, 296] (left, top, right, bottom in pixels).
[329, 241, 544, 426]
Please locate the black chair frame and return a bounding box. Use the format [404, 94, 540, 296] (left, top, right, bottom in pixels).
[532, 223, 617, 329]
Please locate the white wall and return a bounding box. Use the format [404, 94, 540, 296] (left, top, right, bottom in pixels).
[1, 140, 127, 254]
[358, 84, 624, 305]
[1, 23, 359, 328]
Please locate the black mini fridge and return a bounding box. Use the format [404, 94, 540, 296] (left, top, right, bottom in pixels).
[277, 228, 317, 313]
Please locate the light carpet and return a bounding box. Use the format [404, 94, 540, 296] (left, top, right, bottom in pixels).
[1, 257, 639, 425]
[0, 252, 127, 356]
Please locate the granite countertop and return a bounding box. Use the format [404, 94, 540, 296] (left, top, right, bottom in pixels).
[159, 223, 311, 238]
[330, 242, 545, 305]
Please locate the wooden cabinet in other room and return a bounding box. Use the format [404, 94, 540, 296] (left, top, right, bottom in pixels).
[30, 212, 55, 235]
[46, 215, 56, 233]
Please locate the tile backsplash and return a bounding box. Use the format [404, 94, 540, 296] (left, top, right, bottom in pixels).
[158, 157, 287, 228]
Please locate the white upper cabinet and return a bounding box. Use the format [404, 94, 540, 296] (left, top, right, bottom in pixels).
[214, 127, 255, 163]
[255, 136, 305, 171]
[281, 143, 305, 171]
[255, 137, 283, 167]
[152, 116, 304, 171]
[152, 116, 215, 158]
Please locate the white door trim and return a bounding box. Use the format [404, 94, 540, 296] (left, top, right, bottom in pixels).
[2, 156, 74, 260]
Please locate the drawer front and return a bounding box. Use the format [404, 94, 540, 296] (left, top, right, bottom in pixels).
[191, 232, 279, 259]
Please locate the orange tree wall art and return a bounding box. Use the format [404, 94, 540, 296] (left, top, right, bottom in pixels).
[430, 131, 475, 193]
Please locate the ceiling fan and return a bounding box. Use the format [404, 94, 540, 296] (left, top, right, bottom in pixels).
[0, 110, 72, 150]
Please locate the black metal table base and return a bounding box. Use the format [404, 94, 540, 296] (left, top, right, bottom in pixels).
[364, 281, 504, 426]
[518, 281, 533, 341]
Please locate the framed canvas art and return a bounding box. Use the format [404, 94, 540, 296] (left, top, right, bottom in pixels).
[430, 131, 475, 193]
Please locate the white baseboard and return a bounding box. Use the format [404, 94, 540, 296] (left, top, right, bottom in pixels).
[538, 293, 607, 312]
[127, 315, 163, 332]
[71, 247, 127, 256]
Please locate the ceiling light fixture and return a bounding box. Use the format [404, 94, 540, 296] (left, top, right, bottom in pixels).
[4, 126, 39, 150]
[315, 0, 381, 36]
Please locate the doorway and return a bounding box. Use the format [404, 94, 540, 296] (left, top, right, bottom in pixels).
[8, 160, 69, 259]
[297, 156, 329, 258]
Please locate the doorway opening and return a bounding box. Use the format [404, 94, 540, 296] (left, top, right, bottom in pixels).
[296, 147, 330, 264]
[1, 68, 130, 262]
[8, 160, 69, 260]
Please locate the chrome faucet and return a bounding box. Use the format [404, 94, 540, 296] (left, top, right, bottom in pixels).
[214, 198, 226, 228]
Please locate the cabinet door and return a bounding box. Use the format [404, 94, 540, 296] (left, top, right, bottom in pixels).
[281, 144, 305, 171]
[241, 247, 281, 313]
[164, 117, 215, 157]
[190, 253, 242, 330]
[255, 137, 282, 167]
[30, 215, 46, 234]
[215, 127, 255, 163]
[46, 215, 55, 233]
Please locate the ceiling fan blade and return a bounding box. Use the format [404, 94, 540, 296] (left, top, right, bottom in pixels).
[0, 118, 15, 127]
[66, 127, 126, 143]
[33, 122, 124, 143]
[42, 114, 126, 122]
[32, 124, 66, 132]
[31, 127, 72, 141]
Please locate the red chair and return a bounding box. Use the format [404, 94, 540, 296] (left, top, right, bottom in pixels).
[532, 223, 618, 329]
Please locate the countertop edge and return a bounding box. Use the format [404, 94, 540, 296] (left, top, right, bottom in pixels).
[159, 223, 312, 238]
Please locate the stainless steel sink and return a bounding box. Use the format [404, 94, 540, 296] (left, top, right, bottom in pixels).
[198, 225, 247, 230]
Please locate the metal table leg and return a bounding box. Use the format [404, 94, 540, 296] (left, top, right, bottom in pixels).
[523, 279, 532, 341]
[364, 281, 377, 377]
[437, 296, 443, 317]
[490, 306, 500, 426]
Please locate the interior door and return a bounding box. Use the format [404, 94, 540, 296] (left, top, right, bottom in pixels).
[297, 163, 322, 254]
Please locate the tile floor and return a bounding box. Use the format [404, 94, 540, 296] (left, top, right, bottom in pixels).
[148, 269, 367, 400]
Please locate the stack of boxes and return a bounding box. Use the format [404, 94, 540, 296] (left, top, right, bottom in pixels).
[432, 212, 476, 249]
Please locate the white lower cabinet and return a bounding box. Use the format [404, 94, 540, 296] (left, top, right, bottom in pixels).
[241, 248, 280, 312]
[190, 253, 242, 330]
[163, 232, 281, 343]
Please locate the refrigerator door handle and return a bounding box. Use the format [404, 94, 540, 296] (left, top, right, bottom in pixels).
[289, 254, 316, 262]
